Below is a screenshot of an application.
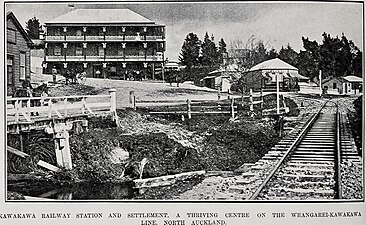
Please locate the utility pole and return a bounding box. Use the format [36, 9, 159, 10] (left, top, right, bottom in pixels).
[276, 73, 280, 114]
[319, 69, 322, 97]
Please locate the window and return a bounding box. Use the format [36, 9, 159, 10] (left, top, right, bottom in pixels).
[76, 30, 82, 36]
[76, 45, 83, 56]
[7, 56, 13, 85]
[98, 45, 105, 56]
[54, 27, 61, 36]
[118, 46, 124, 56]
[98, 28, 104, 36]
[19, 52, 26, 80]
[333, 83, 337, 89]
[54, 45, 62, 56]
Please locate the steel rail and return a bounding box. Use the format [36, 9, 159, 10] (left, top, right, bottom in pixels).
[327, 100, 342, 199]
[248, 101, 328, 200]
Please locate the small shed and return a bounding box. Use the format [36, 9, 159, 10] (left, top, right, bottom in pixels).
[201, 75, 231, 92]
[201, 66, 241, 92]
[322, 76, 363, 95]
[6, 12, 33, 96]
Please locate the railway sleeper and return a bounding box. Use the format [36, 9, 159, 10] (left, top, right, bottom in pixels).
[292, 151, 335, 155]
[288, 159, 335, 164]
[241, 172, 257, 178]
[281, 179, 335, 188]
[289, 158, 335, 163]
[269, 187, 334, 195]
[299, 141, 335, 145]
[297, 145, 336, 149]
[283, 167, 333, 173]
[277, 173, 333, 179]
[267, 150, 284, 154]
[296, 147, 335, 151]
[286, 162, 335, 168]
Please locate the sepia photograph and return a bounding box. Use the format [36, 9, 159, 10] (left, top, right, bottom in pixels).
[3, 0, 364, 206]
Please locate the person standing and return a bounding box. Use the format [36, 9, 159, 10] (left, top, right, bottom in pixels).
[95, 69, 101, 78]
[52, 66, 57, 84]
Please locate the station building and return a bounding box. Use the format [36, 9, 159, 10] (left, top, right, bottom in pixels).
[241, 58, 309, 92]
[43, 8, 166, 80]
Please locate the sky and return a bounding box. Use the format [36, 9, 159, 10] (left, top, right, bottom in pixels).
[5, 1, 363, 61]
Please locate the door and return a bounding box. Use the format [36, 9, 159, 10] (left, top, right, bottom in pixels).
[93, 65, 103, 78]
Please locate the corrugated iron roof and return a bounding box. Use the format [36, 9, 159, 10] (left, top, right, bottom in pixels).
[46, 9, 155, 24]
[343, 75, 363, 82]
[249, 58, 298, 72]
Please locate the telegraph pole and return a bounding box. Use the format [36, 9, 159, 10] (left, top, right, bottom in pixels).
[276, 73, 280, 114]
[319, 69, 322, 97]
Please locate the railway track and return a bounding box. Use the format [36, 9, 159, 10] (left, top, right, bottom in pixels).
[249, 101, 342, 200]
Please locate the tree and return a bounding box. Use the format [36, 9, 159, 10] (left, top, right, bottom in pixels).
[200, 32, 219, 69]
[297, 33, 362, 81]
[278, 44, 299, 67]
[229, 36, 277, 70]
[218, 38, 227, 65]
[178, 33, 201, 69]
[26, 16, 42, 39]
[297, 37, 320, 81]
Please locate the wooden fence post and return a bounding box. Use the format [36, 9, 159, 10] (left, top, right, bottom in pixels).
[217, 86, 221, 100]
[48, 99, 52, 118]
[241, 86, 244, 107]
[109, 89, 117, 114]
[64, 98, 68, 117]
[15, 100, 19, 123]
[61, 129, 72, 170]
[81, 97, 86, 114]
[129, 90, 134, 108]
[52, 123, 73, 170]
[27, 99, 31, 118]
[249, 88, 254, 112]
[54, 134, 63, 168]
[260, 89, 264, 109]
[133, 96, 136, 110]
[231, 97, 235, 119]
[187, 99, 192, 119]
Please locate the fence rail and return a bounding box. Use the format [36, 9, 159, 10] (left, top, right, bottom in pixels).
[6, 90, 117, 124]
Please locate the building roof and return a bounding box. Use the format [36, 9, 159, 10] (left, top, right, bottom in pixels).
[6, 11, 33, 44]
[249, 58, 298, 72]
[343, 75, 363, 83]
[46, 9, 155, 24]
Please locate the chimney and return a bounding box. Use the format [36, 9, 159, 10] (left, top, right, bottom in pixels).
[68, 3, 75, 12]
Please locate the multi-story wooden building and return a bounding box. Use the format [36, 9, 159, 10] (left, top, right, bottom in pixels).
[43, 8, 166, 80]
[6, 12, 33, 96]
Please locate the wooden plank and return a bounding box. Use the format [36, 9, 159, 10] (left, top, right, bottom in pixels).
[7, 146, 60, 172]
[252, 100, 264, 104]
[137, 99, 187, 103]
[23, 196, 56, 201]
[7, 146, 28, 158]
[134, 170, 206, 188]
[149, 111, 237, 115]
[37, 160, 61, 172]
[7, 94, 110, 102]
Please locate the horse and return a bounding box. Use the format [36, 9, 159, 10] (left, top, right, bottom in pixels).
[64, 69, 78, 84]
[12, 84, 49, 116]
